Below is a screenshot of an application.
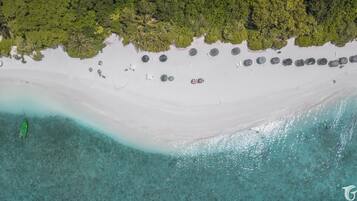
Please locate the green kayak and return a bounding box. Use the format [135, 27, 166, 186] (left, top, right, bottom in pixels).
[19, 119, 29, 138]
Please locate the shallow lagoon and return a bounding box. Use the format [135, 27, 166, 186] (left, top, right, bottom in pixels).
[1, 97, 357, 201]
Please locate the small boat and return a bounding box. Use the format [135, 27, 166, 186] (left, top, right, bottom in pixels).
[19, 118, 29, 138]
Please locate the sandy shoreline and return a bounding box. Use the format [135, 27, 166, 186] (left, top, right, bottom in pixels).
[1, 35, 357, 153]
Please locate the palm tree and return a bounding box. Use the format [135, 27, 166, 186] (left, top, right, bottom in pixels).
[65, 32, 100, 58]
[68, 33, 92, 54]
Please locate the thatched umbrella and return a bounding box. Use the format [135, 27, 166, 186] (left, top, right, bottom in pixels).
[317, 58, 328, 65]
[189, 48, 197, 56]
[160, 74, 168, 82]
[270, 57, 280, 65]
[231, 47, 240, 56]
[282, 58, 293, 66]
[142, 55, 150, 63]
[159, 54, 168, 62]
[339, 57, 348, 65]
[304, 58, 316, 65]
[97, 69, 102, 76]
[209, 48, 219, 57]
[295, 59, 304, 67]
[168, 76, 175, 81]
[349, 55, 357, 63]
[256, 57, 266, 64]
[191, 79, 197, 84]
[243, 59, 253, 66]
[328, 60, 339, 67]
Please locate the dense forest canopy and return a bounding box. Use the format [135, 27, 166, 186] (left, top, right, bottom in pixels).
[0, 0, 356, 59]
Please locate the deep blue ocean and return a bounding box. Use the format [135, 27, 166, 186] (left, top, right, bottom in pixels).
[1, 97, 357, 201]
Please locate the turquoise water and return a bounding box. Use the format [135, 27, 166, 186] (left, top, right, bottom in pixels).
[1, 98, 357, 201]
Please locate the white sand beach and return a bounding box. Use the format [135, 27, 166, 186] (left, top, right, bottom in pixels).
[0, 35, 357, 153]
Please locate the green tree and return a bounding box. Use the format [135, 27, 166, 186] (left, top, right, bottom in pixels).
[0, 0, 356, 58]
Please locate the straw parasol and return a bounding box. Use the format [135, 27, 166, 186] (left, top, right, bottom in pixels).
[160, 74, 168, 81]
[209, 48, 219, 57]
[189, 48, 198, 56]
[256, 57, 266, 64]
[339, 57, 348, 65]
[349, 55, 357, 63]
[317, 58, 328, 65]
[295, 59, 304, 67]
[231, 47, 240, 56]
[159, 54, 168, 62]
[282, 58, 293, 66]
[243, 59, 253, 66]
[304, 58, 316, 65]
[142, 55, 150, 63]
[328, 60, 339, 67]
[270, 57, 280, 65]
